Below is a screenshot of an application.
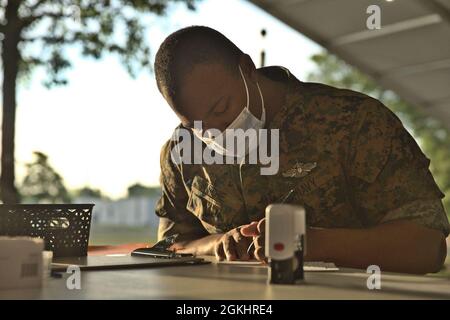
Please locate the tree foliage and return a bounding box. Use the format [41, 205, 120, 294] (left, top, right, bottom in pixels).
[74, 186, 106, 199]
[0, 0, 197, 203]
[1, 0, 196, 86]
[127, 182, 160, 197]
[20, 151, 71, 203]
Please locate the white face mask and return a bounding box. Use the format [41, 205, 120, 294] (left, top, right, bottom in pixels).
[192, 65, 266, 157]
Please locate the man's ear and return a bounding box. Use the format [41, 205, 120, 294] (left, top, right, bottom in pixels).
[238, 53, 258, 83]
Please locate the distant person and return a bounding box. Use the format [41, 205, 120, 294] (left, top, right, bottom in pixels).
[153, 26, 449, 274]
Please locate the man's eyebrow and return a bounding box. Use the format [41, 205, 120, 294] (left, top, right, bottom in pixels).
[184, 96, 227, 128]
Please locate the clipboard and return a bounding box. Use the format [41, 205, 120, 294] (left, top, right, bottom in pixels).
[51, 254, 209, 272]
[52, 235, 208, 271]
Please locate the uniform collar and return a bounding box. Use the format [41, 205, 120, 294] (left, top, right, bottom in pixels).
[267, 66, 305, 130]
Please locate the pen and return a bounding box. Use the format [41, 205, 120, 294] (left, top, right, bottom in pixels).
[50, 270, 63, 278]
[280, 188, 295, 204]
[246, 188, 296, 255]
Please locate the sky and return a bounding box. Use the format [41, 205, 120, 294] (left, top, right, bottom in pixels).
[13, 0, 321, 199]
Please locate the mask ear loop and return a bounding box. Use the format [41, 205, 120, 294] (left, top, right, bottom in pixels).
[256, 82, 265, 118]
[239, 65, 265, 120]
[238, 65, 250, 110]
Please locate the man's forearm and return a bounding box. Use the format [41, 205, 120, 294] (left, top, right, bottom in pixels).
[306, 220, 446, 274]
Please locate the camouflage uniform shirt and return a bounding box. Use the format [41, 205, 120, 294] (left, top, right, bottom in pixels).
[155, 66, 450, 241]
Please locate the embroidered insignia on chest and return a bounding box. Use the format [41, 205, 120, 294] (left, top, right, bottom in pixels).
[282, 161, 317, 178]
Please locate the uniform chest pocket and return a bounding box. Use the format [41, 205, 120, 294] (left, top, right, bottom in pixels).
[294, 171, 355, 227]
[186, 176, 243, 233]
[299, 173, 343, 209]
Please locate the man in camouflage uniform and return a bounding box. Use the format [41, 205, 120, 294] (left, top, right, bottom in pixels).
[153, 26, 449, 274]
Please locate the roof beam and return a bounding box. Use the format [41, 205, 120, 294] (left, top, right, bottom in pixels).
[280, 0, 312, 6]
[381, 58, 450, 79]
[251, 0, 313, 10]
[331, 14, 442, 47]
[419, 0, 450, 25]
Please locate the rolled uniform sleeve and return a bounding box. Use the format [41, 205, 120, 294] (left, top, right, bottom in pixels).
[347, 98, 450, 236]
[155, 140, 208, 242]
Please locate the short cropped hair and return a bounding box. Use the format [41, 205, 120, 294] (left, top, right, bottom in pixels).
[154, 26, 243, 100]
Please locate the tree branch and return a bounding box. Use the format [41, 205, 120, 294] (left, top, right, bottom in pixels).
[18, 0, 53, 27]
[20, 34, 77, 44]
[21, 11, 75, 28]
[28, 0, 46, 11]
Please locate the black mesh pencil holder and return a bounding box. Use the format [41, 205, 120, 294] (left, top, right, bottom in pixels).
[0, 204, 94, 257]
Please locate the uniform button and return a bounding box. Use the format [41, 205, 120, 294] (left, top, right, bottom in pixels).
[274, 243, 284, 251]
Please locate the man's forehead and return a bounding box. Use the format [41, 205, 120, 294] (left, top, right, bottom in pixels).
[180, 63, 233, 87]
[171, 64, 235, 119]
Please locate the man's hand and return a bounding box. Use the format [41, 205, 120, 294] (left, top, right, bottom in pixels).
[240, 218, 267, 263]
[214, 227, 253, 261]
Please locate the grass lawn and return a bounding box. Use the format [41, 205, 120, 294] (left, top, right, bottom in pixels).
[89, 224, 157, 245]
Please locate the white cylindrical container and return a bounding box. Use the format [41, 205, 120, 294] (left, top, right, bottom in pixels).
[265, 204, 306, 284]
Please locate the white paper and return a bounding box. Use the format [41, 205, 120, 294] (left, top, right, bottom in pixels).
[217, 260, 339, 271]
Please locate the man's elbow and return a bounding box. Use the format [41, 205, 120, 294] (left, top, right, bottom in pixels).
[425, 237, 447, 274]
[411, 231, 447, 274]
